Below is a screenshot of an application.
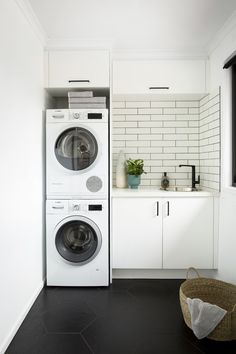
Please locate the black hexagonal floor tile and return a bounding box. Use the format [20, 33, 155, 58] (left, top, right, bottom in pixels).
[8, 280, 234, 354]
[37, 333, 92, 354]
[5, 317, 46, 354]
[41, 298, 96, 333]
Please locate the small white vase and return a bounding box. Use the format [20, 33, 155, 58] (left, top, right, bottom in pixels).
[116, 150, 127, 188]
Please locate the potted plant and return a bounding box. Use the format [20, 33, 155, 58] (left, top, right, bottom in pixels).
[126, 159, 146, 189]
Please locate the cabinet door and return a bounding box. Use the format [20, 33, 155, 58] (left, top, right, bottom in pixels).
[113, 60, 206, 94]
[163, 198, 214, 269]
[112, 198, 162, 268]
[47, 50, 109, 87]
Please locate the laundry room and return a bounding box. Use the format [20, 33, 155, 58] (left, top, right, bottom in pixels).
[1, 0, 236, 353]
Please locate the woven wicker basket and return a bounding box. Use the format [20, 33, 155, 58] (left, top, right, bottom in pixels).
[179, 268, 236, 341]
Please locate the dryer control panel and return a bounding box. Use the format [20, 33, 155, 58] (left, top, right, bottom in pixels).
[46, 109, 108, 123]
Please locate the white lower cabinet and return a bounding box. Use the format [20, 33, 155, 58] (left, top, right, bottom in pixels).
[112, 197, 214, 269]
[162, 198, 214, 269]
[112, 198, 162, 268]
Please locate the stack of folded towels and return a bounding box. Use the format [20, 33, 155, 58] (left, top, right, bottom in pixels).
[68, 91, 106, 109]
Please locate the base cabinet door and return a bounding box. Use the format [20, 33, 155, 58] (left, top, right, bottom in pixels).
[162, 198, 214, 269]
[112, 198, 162, 268]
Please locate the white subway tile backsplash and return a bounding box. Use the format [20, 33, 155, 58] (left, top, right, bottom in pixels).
[112, 101, 125, 108]
[151, 153, 175, 160]
[189, 108, 199, 114]
[199, 88, 220, 191]
[113, 134, 137, 140]
[113, 128, 125, 134]
[126, 114, 150, 121]
[176, 101, 199, 108]
[112, 140, 126, 147]
[163, 108, 188, 114]
[113, 108, 137, 115]
[139, 147, 162, 153]
[126, 101, 150, 108]
[151, 140, 175, 147]
[113, 121, 137, 128]
[113, 115, 126, 121]
[163, 160, 188, 166]
[151, 114, 175, 121]
[126, 140, 150, 147]
[138, 108, 162, 114]
[151, 127, 175, 134]
[164, 147, 188, 153]
[139, 134, 162, 140]
[188, 121, 199, 127]
[176, 140, 198, 147]
[189, 134, 199, 140]
[112, 91, 220, 190]
[151, 101, 175, 108]
[126, 128, 150, 134]
[164, 121, 188, 127]
[176, 114, 197, 120]
[176, 127, 198, 134]
[164, 134, 188, 140]
[138, 121, 163, 127]
[176, 153, 199, 160]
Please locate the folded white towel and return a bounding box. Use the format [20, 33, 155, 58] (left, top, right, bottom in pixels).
[187, 297, 227, 339]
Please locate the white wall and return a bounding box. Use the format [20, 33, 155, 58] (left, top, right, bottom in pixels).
[0, 1, 44, 352]
[208, 15, 236, 283]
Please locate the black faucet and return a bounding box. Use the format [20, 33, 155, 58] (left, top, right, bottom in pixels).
[179, 165, 200, 189]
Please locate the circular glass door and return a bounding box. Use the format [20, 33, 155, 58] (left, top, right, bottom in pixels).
[55, 217, 102, 264]
[55, 127, 98, 171]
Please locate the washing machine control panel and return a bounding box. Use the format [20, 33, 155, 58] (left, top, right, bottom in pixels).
[70, 201, 103, 212]
[72, 203, 80, 211]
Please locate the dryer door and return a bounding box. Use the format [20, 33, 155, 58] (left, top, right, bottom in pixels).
[55, 216, 102, 264]
[55, 127, 98, 171]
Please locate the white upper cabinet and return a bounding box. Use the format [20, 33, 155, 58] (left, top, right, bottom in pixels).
[113, 59, 206, 94]
[46, 50, 110, 88]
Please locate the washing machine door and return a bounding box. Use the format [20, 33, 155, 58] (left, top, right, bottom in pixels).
[55, 127, 98, 171]
[55, 216, 102, 264]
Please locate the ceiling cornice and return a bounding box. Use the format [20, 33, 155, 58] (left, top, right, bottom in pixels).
[14, 0, 47, 44]
[206, 9, 236, 55]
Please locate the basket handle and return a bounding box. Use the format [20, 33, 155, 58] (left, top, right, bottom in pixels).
[231, 304, 236, 313]
[186, 267, 201, 279]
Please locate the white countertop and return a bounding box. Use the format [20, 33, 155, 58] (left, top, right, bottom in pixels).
[112, 186, 219, 197]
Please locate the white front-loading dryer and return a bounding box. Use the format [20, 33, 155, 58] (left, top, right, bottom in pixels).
[46, 109, 108, 199]
[46, 199, 109, 286]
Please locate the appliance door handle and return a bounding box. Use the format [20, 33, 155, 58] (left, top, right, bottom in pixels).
[68, 80, 90, 83]
[52, 206, 64, 209]
[149, 86, 169, 90]
[156, 201, 159, 216]
[167, 201, 170, 216]
[52, 114, 65, 119]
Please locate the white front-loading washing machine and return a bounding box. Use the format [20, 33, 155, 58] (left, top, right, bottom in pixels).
[46, 199, 109, 286]
[46, 109, 108, 199]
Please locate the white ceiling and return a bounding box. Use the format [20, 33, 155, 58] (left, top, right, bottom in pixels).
[28, 0, 236, 53]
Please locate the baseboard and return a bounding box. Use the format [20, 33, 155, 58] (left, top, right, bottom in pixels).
[112, 269, 218, 279]
[0, 280, 44, 354]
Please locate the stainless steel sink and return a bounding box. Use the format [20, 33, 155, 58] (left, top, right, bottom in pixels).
[160, 187, 201, 192]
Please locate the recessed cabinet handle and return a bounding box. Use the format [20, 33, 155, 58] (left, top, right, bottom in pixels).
[156, 201, 159, 216]
[149, 86, 169, 90]
[52, 206, 64, 209]
[68, 80, 90, 83]
[167, 201, 170, 216]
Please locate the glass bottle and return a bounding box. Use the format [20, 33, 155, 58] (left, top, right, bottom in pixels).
[161, 172, 169, 190]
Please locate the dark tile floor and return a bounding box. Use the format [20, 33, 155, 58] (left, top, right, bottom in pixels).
[6, 279, 236, 354]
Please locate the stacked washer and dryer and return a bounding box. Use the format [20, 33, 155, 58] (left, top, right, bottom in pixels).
[46, 108, 109, 286]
